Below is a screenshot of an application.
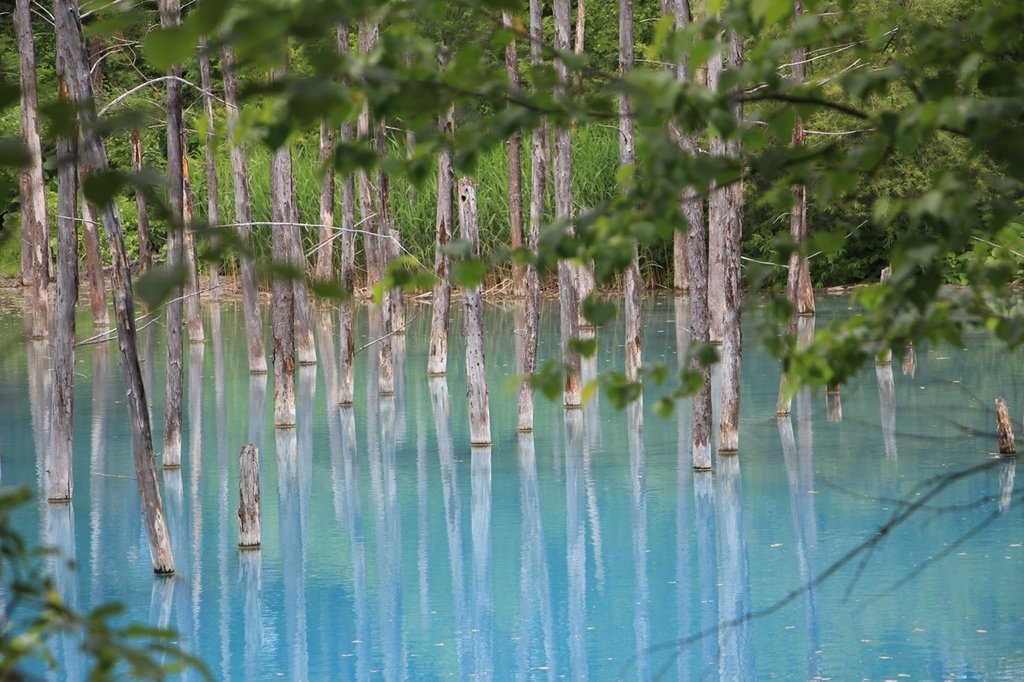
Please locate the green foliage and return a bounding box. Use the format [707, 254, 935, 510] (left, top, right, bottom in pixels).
[0, 488, 210, 679]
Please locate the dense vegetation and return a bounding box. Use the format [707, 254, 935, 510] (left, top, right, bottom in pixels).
[1, 0, 1014, 290]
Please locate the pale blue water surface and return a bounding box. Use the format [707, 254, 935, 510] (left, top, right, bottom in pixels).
[1, 295, 1022, 680]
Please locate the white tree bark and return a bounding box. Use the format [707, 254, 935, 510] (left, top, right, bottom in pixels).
[459, 178, 491, 446]
[198, 40, 221, 295]
[221, 45, 267, 374]
[427, 96, 455, 377]
[337, 24, 357, 405]
[621, 0, 641, 382]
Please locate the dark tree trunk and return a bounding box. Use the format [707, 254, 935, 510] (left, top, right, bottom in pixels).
[79, 186, 109, 328]
[130, 129, 154, 273]
[221, 45, 267, 374]
[14, 0, 50, 339]
[161, 0, 185, 468]
[55, 0, 174, 573]
[198, 40, 221, 295]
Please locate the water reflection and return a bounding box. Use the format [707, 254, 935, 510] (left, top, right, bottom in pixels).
[515, 433, 556, 679]
[876, 363, 898, 459]
[628, 401, 650, 680]
[1000, 457, 1016, 514]
[429, 377, 469, 674]
[276, 427, 308, 680]
[188, 343, 205, 651]
[376, 394, 405, 680]
[211, 304, 232, 681]
[693, 472, 719, 675]
[716, 456, 754, 678]
[27, 338, 50, 490]
[565, 409, 588, 680]
[44, 502, 80, 680]
[471, 445, 493, 678]
[89, 345, 109, 599]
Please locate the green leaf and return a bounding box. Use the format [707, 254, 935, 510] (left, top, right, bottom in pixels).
[83, 170, 127, 207]
[143, 27, 196, 73]
[568, 337, 598, 358]
[136, 266, 187, 309]
[453, 259, 486, 288]
[581, 297, 617, 327]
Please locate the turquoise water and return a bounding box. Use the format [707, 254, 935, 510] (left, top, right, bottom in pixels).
[1, 295, 1023, 680]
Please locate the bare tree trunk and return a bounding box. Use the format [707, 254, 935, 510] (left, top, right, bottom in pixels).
[315, 119, 336, 281]
[503, 12, 525, 296]
[337, 24, 357, 406]
[372, 114, 396, 393]
[459, 178, 491, 446]
[427, 94, 454, 377]
[270, 81, 297, 426]
[620, 0, 641, 382]
[221, 45, 267, 374]
[160, 0, 185, 469]
[718, 31, 745, 455]
[289, 170, 317, 366]
[519, 0, 546, 431]
[182, 152, 205, 344]
[573, 0, 586, 94]
[48, 77, 78, 502]
[79, 190, 109, 328]
[238, 444, 261, 547]
[14, 0, 50, 339]
[673, 0, 712, 469]
[198, 40, 221, 296]
[554, 0, 582, 408]
[357, 22, 382, 287]
[56, 0, 174, 573]
[786, 2, 814, 316]
[130, 129, 154, 273]
[706, 43, 726, 345]
[670, 0, 689, 294]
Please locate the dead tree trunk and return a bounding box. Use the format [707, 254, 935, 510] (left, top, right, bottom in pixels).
[670, 0, 690, 294]
[221, 45, 267, 374]
[357, 22, 382, 287]
[427, 77, 454, 377]
[503, 12, 525, 295]
[372, 119, 396, 394]
[198, 40, 221, 295]
[554, 0, 582, 408]
[48, 77, 78, 502]
[620, 0, 641, 382]
[130, 129, 154, 273]
[519, 0, 547, 432]
[270, 105, 297, 427]
[159, 0, 186, 468]
[289, 168, 317, 366]
[79, 191, 109, 328]
[785, 2, 814, 316]
[238, 443, 261, 547]
[14, 0, 50, 339]
[717, 31, 744, 455]
[56, 0, 174, 573]
[459, 178, 491, 446]
[672, 0, 712, 469]
[337, 24, 357, 405]
[573, 0, 586, 95]
[182, 152, 205, 344]
[315, 119, 336, 281]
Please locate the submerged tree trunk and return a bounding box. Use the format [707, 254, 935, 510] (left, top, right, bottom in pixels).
[519, 0, 546, 431]
[554, 0, 582, 408]
[221, 45, 267, 374]
[315, 119, 336, 281]
[270, 89, 297, 426]
[620, 0, 641, 382]
[503, 11, 525, 296]
[706, 42, 726, 345]
[56, 0, 174, 573]
[786, 2, 814, 316]
[718, 31, 745, 455]
[48, 77, 78, 502]
[130, 130, 154, 273]
[459, 178, 491, 446]
[289, 169, 317, 366]
[15, 0, 50, 339]
[79, 191, 109, 328]
[337, 23, 357, 406]
[161, 0, 185, 468]
[198, 40, 221, 295]
[427, 77, 454, 377]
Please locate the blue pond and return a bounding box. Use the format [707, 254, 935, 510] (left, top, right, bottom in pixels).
[1, 295, 1023, 679]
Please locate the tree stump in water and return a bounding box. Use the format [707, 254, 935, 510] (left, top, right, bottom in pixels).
[238, 444, 261, 548]
[825, 385, 843, 423]
[995, 397, 1016, 455]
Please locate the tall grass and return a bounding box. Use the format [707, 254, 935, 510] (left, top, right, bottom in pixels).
[210, 123, 638, 285]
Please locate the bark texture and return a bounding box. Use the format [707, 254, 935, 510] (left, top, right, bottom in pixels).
[182, 152, 205, 344]
[459, 178, 492, 445]
[427, 91, 454, 377]
[271, 116, 297, 427]
[337, 24, 357, 405]
[621, 0, 641, 382]
[198, 40, 221, 294]
[79, 192, 109, 327]
[15, 0, 50, 339]
[130, 129, 153, 273]
[56, 0, 174, 573]
[785, 1, 815, 316]
[238, 444, 262, 547]
[221, 45, 267, 374]
[315, 119, 336, 281]
[554, 0, 581, 408]
[503, 11, 525, 295]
